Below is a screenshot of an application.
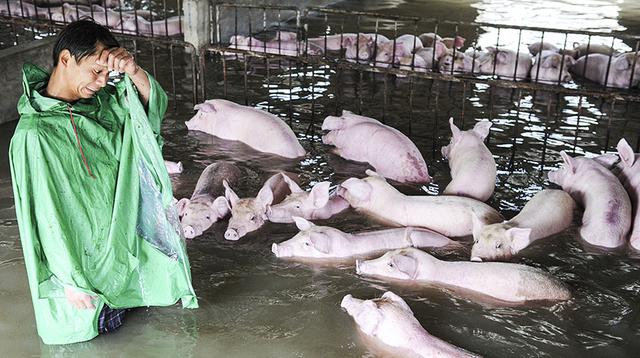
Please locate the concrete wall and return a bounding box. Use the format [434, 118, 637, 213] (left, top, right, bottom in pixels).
[0, 37, 53, 124]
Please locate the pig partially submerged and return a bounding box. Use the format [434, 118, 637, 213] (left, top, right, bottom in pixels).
[356, 248, 571, 303]
[224, 172, 300, 240]
[529, 50, 575, 84]
[441, 118, 496, 201]
[341, 292, 480, 358]
[267, 176, 349, 223]
[185, 99, 306, 159]
[571, 52, 640, 89]
[177, 162, 241, 239]
[473, 47, 533, 81]
[322, 111, 431, 183]
[338, 170, 503, 237]
[615, 139, 640, 251]
[306, 33, 374, 60]
[272, 216, 455, 259]
[548, 151, 631, 248]
[470, 189, 575, 261]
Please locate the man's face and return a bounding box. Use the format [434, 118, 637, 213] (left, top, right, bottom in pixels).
[64, 43, 110, 100]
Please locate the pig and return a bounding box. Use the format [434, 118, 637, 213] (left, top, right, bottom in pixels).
[529, 50, 575, 84]
[419, 33, 465, 50]
[341, 292, 480, 358]
[185, 99, 306, 159]
[441, 118, 496, 202]
[338, 170, 503, 237]
[527, 41, 560, 56]
[224, 172, 299, 241]
[228, 34, 306, 56]
[271, 216, 455, 259]
[397, 54, 429, 74]
[413, 41, 447, 71]
[164, 160, 183, 174]
[356, 248, 571, 303]
[560, 42, 617, 59]
[322, 111, 431, 183]
[473, 47, 533, 81]
[470, 189, 575, 261]
[267, 176, 349, 223]
[307, 34, 373, 60]
[374, 35, 423, 67]
[614, 139, 640, 251]
[176, 162, 241, 239]
[571, 52, 640, 89]
[548, 151, 631, 248]
[438, 49, 468, 74]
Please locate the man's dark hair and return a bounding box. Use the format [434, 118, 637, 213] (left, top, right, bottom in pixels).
[52, 20, 120, 66]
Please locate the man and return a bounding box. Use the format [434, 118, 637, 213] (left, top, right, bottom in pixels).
[9, 20, 198, 345]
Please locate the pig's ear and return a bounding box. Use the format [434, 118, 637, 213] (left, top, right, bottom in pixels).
[282, 173, 303, 193]
[358, 301, 382, 335]
[322, 115, 345, 131]
[449, 117, 462, 141]
[434, 41, 447, 59]
[471, 212, 485, 240]
[593, 154, 619, 169]
[256, 184, 275, 208]
[381, 291, 412, 313]
[309, 182, 331, 208]
[542, 54, 561, 68]
[454, 36, 465, 49]
[565, 55, 576, 66]
[176, 198, 190, 216]
[615, 54, 632, 71]
[496, 50, 510, 64]
[506, 227, 532, 253]
[194, 101, 216, 113]
[211, 196, 231, 219]
[223, 180, 240, 208]
[392, 252, 419, 280]
[559, 151, 576, 173]
[472, 120, 492, 140]
[617, 138, 636, 168]
[293, 216, 314, 231]
[309, 232, 332, 253]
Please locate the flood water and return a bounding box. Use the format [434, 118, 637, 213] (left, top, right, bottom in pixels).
[2, 0, 640, 357]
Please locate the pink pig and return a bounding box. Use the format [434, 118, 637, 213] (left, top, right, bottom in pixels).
[441, 118, 496, 202]
[615, 139, 640, 251]
[547, 151, 631, 249]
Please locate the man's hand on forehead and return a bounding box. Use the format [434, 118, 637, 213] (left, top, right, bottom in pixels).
[96, 47, 140, 76]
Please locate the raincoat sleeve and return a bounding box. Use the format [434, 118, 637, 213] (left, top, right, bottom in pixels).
[117, 70, 168, 143]
[10, 119, 94, 299]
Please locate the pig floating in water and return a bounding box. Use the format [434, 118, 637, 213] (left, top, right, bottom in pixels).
[322, 111, 431, 183]
[529, 50, 575, 84]
[177, 162, 241, 239]
[571, 52, 640, 89]
[306, 33, 376, 60]
[272, 216, 455, 259]
[548, 151, 631, 249]
[185, 99, 306, 159]
[441, 118, 496, 201]
[267, 176, 349, 223]
[224, 172, 299, 241]
[472, 47, 532, 81]
[341, 292, 480, 358]
[356, 248, 571, 303]
[338, 170, 503, 237]
[614, 139, 640, 251]
[470, 189, 575, 261]
[164, 160, 183, 174]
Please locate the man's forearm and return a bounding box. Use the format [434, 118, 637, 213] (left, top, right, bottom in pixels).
[129, 65, 151, 105]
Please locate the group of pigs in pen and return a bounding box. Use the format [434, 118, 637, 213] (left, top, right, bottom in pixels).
[0, 0, 181, 36]
[162, 96, 640, 357]
[227, 30, 640, 88]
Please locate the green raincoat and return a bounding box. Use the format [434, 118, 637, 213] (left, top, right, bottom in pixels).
[9, 63, 198, 345]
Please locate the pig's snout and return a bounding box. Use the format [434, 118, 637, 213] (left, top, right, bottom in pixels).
[183, 225, 196, 239]
[355, 260, 362, 274]
[340, 294, 355, 311]
[225, 228, 240, 241]
[271, 243, 279, 256]
[470, 257, 483, 262]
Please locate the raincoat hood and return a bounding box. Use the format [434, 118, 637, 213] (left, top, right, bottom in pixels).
[10, 63, 198, 345]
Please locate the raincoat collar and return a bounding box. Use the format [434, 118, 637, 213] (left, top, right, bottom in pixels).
[21, 63, 100, 114]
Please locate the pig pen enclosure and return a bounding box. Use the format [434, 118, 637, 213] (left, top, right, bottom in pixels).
[2, 1, 640, 356]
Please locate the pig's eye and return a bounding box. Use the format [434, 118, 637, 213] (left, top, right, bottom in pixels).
[249, 215, 256, 221]
[304, 242, 310, 246]
[295, 204, 301, 209]
[496, 243, 502, 249]
[388, 262, 394, 267]
[206, 215, 211, 220]
[473, 238, 478, 244]
[183, 212, 188, 217]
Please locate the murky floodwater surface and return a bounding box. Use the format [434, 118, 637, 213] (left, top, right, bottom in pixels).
[2, 0, 640, 357]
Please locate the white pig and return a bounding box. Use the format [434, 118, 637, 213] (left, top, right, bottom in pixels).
[356, 248, 571, 303]
[224, 172, 299, 240]
[571, 52, 640, 89]
[338, 170, 503, 237]
[615, 139, 640, 251]
[272, 216, 455, 259]
[341, 292, 480, 358]
[470, 189, 575, 261]
[185, 99, 306, 159]
[473, 47, 533, 81]
[441, 118, 496, 202]
[548, 151, 631, 248]
[177, 162, 241, 239]
[322, 111, 431, 183]
[529, 50, 575, 84]
[267, 176, 349, 223]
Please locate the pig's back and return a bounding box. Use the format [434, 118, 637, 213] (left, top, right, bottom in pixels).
[193, 162, 241, 198]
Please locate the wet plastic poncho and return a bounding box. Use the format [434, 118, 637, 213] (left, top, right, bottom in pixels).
[9, 63, 198, 345]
